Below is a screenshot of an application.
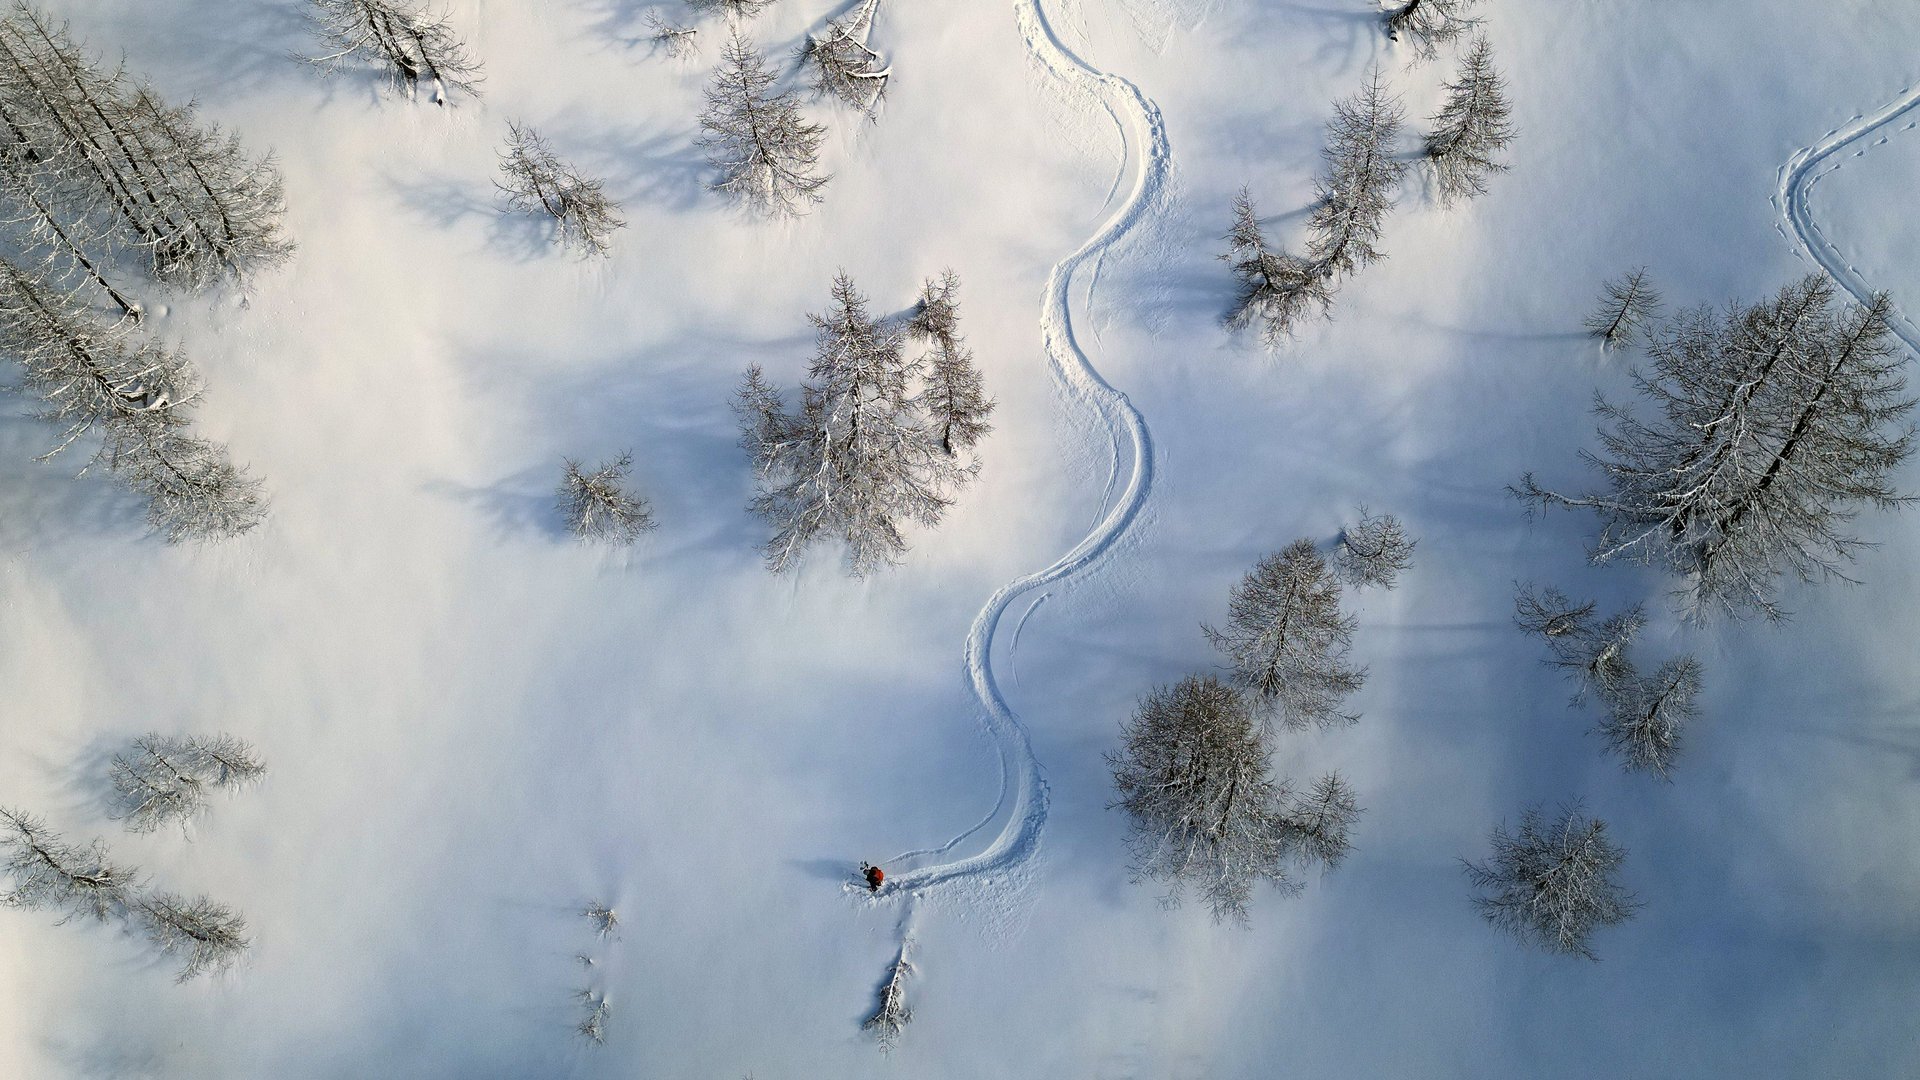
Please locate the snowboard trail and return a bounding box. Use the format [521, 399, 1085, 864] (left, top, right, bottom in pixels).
[875, 0, 1168, 905]
[1776, 82, 1920, 352]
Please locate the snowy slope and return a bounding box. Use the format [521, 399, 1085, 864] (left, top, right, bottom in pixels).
[3, 0, 1920, 1076]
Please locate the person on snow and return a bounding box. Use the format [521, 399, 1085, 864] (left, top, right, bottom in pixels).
[861, 862, 885, 892]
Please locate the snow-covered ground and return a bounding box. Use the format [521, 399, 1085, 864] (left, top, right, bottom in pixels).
[4, 0, 1919, 1076]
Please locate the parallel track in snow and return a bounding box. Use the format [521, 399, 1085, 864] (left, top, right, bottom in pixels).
[1775, 82, 1920, 352]
[876, 0, 1168, 901]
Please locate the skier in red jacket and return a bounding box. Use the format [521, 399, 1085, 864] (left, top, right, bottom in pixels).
[861, 862, 885, 892]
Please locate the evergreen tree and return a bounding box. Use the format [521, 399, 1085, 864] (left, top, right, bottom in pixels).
[1423, 37, 1514, 206]
[698, 30, 829, 216]
[1204, 539, 1367, 731]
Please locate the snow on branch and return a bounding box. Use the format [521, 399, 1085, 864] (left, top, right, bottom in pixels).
[497, 122, 626, 257]
[800, 0, 890, 116]
[644, 11, 699, 58]
[864, 942, 912, 1052]
[557, 452, 656, 544]
[1382, 0, 1482, 62]
[698, 29, 829, 215]
[1464, 803, 1637, 960]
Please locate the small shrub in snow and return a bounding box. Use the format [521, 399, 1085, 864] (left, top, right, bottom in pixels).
[1334, 507, 1416, 589]
[110, 733, 267, 833]
[582, 902, 619, 938]
[865, 944, 911, 1052]
[1424, 37, 1514, 206]
[698, 30, 829, 216]
[304, 0, 482, 104]
[496, 123, 625, 257]
[558, 453, 656, 544]
[1463, 803, 1637, 960]
[1584, 268, 1662, 349]
[576, 989, 611, 1044]
[1205, 540, 1367, 731]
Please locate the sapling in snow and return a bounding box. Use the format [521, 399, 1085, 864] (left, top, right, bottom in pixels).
[304, 0, 482, 104]
[576, 989, 612, 1044]
[1463, 803, 1637, 960]
[1585, 268, 1662, 349]
[1424, 37, 1514, 206]
[496, 123, 625, 257]
[865, 941, 912, 1052]
[698, 30, 829, 215]
[1334, 507, 1416, 589]
[558, 453, 656, 544]
[1205, 539, 1367, 731]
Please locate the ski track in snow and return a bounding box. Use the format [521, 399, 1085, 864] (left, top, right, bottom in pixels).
[874, 0, 1168, 904]
[1775, 82, 1920, 352]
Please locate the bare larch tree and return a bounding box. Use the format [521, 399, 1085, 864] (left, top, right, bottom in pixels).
[1514, 584, 1642, 705]
[557, 453, 656, 544]
[1222, 187, 1329, 347]
[575, 989, 612, 1044]
[0, 257, 268, 541]
[1517, 277, 1915, 620]
[1307, 69, 1408, 277]
[907, 270, 994, 458]
[1586, 267, 1662, 349]
[1424, 36, 1514, 206]
[304, 0, 482, 104]
[687, 0, 779, 18]
[1599, 654, 1701, 781]
[1, 806, 138, 922]
[1382, 0, 1482, 61]
[699, 30, 829, 216]
[109, 732, 267, 833]
[1205, 539, 1367, 731]
[735, 273, 968, 575]
[865, 940, 912, 1052]
[496, 123, 625, 256]
[645, 11, 699, 58]
[582, 901, 619, 938]
[1334, 506, 1416, 589]
[1108, 675, 1357, 922]
[0, 2, 291, 290]
[800, 0, 890, 116]
[1463, 804, 1637, 960]
[134, 890, 249, 980]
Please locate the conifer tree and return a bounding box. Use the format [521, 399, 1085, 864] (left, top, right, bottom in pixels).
[305, 0, 482, 104]
[497, 123, 625, 257]
[1222, 187, 1329, 346]
[1464, 804, 1636, 960]
[1307, 70, 1407, 276]
[907, 270, 994, 458]
[698, 30, 829, 216]
[1424, 37, 1514, 206]
[0, 807, 137, 923]
[1585, 268, 1663, 349]
[800, 0, 890, 115]
[1383, 0, 1482, 61]
[1204, 539, 1367, 731]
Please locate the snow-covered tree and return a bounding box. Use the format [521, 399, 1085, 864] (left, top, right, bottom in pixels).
[1281, 772, 1362, 871]
[135, 890, 249, 980]
[0, 3, 291, 289]
[735, 273, 968, 575]
[575, 989, 611, 1044]
[496, 123, 625, 257]
[1518, 277, 1915, 620]
[0, 807, 137, 923]
[1585, 268, 1662, 349]
[109, 733, 266, 833]
[102, 414, 268, 542]
[304, 0, 482, 104]
[582, 902, 619, 938]
[1599, 655, 1701, 780]
[645, 12, 699, 58]
[1205, 539, 1367, 731]
[1463, 804, 1637, 960]
[1424, 37, 1513, 206]
[865, 941, 911, 1052]
[1334, 506, 1416, 589]
[1222, 187, 1330, 347]
[688, 0, 779, 18]
[557, 453, 656, 544]
[1382, 0, 1482, 61]
[698, 30, 828, 216]
[1514, 585, 1642, 705]
[1307, 70, 1408, 276]
[800, 0, 889, 116]
[1109, 675, 1316, 922]
[907, 270, 994, 458]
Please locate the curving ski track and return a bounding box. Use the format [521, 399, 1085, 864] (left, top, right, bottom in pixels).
[1776, 82, 1920, 353]
[876, 0, 1168, 901]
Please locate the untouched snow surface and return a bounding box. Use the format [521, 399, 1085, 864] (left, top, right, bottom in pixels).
[4, 0, 1920, 1076]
